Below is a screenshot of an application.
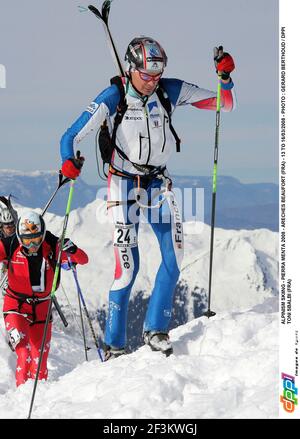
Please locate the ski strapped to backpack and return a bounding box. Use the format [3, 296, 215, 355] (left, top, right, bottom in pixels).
[97, 76, 181, 177]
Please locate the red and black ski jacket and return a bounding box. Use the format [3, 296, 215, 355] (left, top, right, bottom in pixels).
[0, 231, 88, 300]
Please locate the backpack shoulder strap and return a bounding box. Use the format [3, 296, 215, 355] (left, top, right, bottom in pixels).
[2, 234, 18, 272]
[44, 231, 58, 259]
[110, 76, 127, 107]
[156, 81, 172, 115]
[109, 76, 130, 161]
[157, 81, 181, 152]
[44, 231, 61, 289]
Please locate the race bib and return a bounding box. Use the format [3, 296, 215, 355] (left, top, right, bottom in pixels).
[113, 224, 137, 248]
[8, 327, 21, 351]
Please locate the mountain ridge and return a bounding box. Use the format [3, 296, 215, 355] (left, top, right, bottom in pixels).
[0, 169, 278, 231]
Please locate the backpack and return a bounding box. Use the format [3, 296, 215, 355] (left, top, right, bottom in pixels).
[97, 76, 181, 177]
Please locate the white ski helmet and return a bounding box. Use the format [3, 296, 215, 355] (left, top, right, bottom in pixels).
[0, 208, 14, 225]
[125, 36, 167, 74]
[16, 211, 46, 250]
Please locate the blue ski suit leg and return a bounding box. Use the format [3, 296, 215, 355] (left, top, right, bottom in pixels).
[104, 173, 183, 349]
[104, 173, 139, 349]
[143, 179, 184, 333]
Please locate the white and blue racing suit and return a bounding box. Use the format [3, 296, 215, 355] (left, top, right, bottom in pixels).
[60, 77, 236, 348]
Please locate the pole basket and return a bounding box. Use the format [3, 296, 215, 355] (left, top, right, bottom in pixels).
[203, 310, 216, 318]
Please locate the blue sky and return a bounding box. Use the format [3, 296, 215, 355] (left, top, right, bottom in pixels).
[0, 0, 278, 184]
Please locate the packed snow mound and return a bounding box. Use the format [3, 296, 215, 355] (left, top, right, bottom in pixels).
[9, 199, 278, 314]
[0, 305, 278, 419]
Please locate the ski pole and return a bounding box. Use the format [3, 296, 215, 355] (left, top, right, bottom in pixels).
[0, 271, 7, 291]
[203, 46, 224, 319]
[67, 255, 104, 362]
[41, 171, 70, 216]
[52, 296, 68, 328]
[27, 179, 75, 419]
[0, 172, 69, 220]
[60, 281, 87, 338]
[88, 1, 125, 76]
[38, 172, 71, 328]
[76, 276, 89, 361]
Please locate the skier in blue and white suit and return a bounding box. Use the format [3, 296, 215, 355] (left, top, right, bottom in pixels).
[60, 36, 236, 359]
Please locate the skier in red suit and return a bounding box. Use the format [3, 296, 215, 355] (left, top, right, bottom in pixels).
[0, 210, 88, 387]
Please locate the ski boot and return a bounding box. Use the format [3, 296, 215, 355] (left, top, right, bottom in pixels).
[143, 331, 173, 357]
[104, 344, 126, 361]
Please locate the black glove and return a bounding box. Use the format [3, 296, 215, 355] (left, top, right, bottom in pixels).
[62, 238, 78, 254]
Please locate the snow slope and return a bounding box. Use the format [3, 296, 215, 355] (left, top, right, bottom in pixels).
[0, 200, 279, 418]
[0, 308, 278, 419]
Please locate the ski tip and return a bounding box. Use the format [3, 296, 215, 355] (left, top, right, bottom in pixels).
[102, 0, 112, 17]
[88, 4, 102, 19]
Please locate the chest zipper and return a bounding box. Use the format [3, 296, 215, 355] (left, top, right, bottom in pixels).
[144, 106, 151, 165]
